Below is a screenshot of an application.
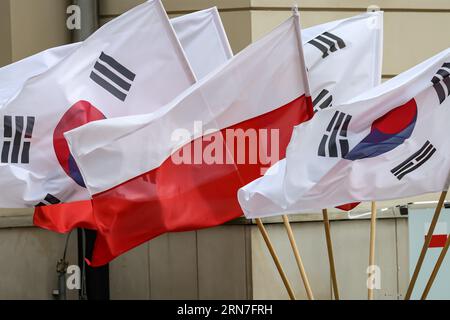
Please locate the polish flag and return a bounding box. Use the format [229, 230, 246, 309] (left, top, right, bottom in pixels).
[426, 222, 448, 248]
[36, 14, 312, 266]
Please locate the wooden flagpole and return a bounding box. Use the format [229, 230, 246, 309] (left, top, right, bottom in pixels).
[405, 190, 448, 299]
[368, 201, 377, 300]
[282, 215, 314, 300]
[255, 218, 296, 300]
[421, 234, 450, 299]
[322, 209, 340, 300]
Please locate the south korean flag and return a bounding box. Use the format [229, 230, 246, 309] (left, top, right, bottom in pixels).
[0, 0, 197, 207]
[302, 11, 384, 112]
[239, 48, 450, 218]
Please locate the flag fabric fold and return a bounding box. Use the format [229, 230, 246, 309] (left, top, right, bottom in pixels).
[0, 43, 78, 106]
[238, 48, 450, 218]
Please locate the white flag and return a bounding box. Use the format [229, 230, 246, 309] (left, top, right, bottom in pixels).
[239, 48, 450, 218]
[0, 0, 197, 207]
[0, 6, 232, 106]
[171, 7, 233, 79]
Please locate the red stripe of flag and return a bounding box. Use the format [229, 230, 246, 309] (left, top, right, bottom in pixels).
[35, 95, 313, 266]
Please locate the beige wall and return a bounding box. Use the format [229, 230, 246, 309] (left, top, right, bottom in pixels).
[0, 0, 71, 66]
[0, 0, 12, 66]
[245, 2, 450, 80]
[110, 212, 408, 300]
[99, 0, 253, 53]
[0, 227, 78, 299]
[0, 213, 412, 300]
[251, 217, 409, 300]
[10, 0, 72, 61]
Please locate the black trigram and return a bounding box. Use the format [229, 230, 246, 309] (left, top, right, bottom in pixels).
[318, 110, 352, 158]
[391, 141, 436, 180]
[90, 52, 136, 102]
[432, 63, 450, 104]
[36, 194, 61, 207]
[308, 32, 346, 59]
[313, 89, 333, 112]
[1, 115, 35, 164]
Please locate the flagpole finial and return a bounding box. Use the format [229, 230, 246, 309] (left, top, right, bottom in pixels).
[292, 3, 299, 16]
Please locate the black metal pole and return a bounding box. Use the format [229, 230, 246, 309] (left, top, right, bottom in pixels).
[77, 229, 110, 300]
[72, 0, 99, 42]
[71, 0, 107, 301]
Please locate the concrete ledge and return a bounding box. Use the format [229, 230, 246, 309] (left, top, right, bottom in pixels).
[0, 209, 34, 229]
[1, 199, 434, 229]
[3, 190, 446, 229]
[0, 206, 405, 229]
[226, 207, 408, 226]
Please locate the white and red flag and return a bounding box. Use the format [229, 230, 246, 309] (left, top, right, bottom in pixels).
[239, 48, 450, 218]
[0, 2, 236, 208]
[40, 14, 313, 265]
